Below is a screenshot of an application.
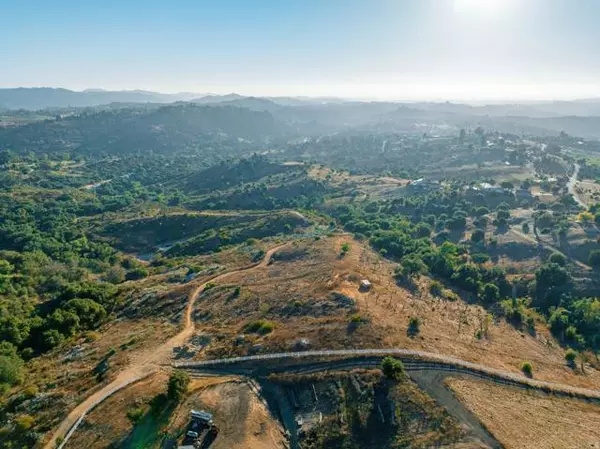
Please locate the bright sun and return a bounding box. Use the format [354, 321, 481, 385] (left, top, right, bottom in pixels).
[453, 0, 508, 14]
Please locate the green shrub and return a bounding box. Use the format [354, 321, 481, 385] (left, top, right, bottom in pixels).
[429, 280, 443, 296]
[408, 317, 421, 336]
[526, 315, 535, 330]
[246, 320, 275, 334]
[381, 356, 405, 381]
[167, 370, 190, 402]
[472, 253, 490, 264]
[565, 348, 578, 366]
[127, 407, 145, 423]
[22, 385, 38, 399]
[549, 253, 567, 267]
[481, 283, 500, 304]
[349, 314, 362, 323]
[590, 249, 600, 267]
[0, 354, 23, 386]
[340, 243, 350, 255]
[126, 266, 149, 281]
[521, 361, 533, 377]
[15, 414, 34, 432]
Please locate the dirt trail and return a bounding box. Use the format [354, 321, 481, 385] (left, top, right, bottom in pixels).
[409, 370, 502, 448]
[44, 243, 288, 449]
[511, 227, 592, 271]
[568, 163, 587, 208]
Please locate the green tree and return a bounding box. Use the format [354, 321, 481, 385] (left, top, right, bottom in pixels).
[0, 259, 13, 275]
[451, 263, 481, 293]
[398, 255, 427, 278]
[533, 263, 572, 311]
[549, 253, 567, 267]
[565, 348, 578, 367]
[381, 356, 405, 381]
[167, 370, 190, 402]
[471, 229, 485, 243]
[589, 250, 600, 268]
[414, 222, 432, 238]
[64, 298, 107, 330]
[481, 283, 500, 303]
[0, 342, 23, 386]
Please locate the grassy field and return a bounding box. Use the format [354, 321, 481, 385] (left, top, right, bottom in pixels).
[447, 377, 600, 449]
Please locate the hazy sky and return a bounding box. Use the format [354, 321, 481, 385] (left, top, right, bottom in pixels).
[3, 0, 600, 100]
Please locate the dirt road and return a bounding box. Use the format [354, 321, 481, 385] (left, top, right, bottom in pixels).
[44, 243, 288, 449]
[511, 227, 592, 271]
[568, 163, 587, 208]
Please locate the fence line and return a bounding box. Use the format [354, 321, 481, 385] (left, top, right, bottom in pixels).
[175, 348, 600, 401]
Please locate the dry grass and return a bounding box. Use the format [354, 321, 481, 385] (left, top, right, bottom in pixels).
[333, 236, 600, 389]
[63, 371, 170, 448]
[183, 235, 600, 390]
[447, 377, 600, 449]
[26, 318, 177, 444]
[166, 379, 286, 449]
[58, 371, 283, 449]
[577, 179, 600, 205]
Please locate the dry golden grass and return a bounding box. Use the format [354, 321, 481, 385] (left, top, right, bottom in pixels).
[55, 370, 282, 449]
[577, 179, 600, 206]
[63, 371, 169, 449]
[27, 318, 177, 445]
[185, 235, 600, 390]
[167, 379, 286, 449]
[447, 377, 600, 449]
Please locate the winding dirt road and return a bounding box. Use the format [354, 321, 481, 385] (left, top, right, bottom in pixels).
[44, 243, 288, 449]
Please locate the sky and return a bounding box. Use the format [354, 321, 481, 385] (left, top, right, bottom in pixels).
[3, 0, 600, 101]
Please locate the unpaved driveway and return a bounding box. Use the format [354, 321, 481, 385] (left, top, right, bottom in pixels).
[44, 243, 289, 449]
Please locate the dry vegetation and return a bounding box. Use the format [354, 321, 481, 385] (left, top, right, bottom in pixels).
[62, 371, 170, 448]
[168, 379, 286, 449]
[182, 235, 600, 390]
[269, 370, 476, 449]
[62, 374, 284, 449]
[447, 377, 600, 449]
[26, 319, 177, 444]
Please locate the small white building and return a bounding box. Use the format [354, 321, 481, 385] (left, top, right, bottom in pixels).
[359, 279, 372, 291]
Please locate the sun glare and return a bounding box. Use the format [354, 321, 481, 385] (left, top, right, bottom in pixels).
[454, 0, 509, 15]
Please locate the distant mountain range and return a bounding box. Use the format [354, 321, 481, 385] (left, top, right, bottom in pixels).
[0, 88, 201, 110]
[0, 88, 332, 111]
[0, 104, 286, 156]
[4, 87, 600, 140]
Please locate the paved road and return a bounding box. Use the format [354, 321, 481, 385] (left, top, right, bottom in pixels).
[45, 243, 289, 449]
